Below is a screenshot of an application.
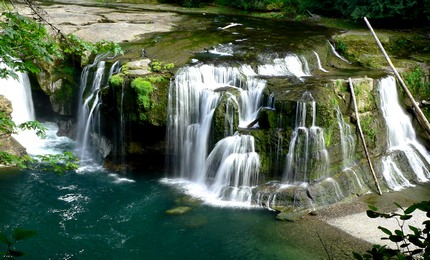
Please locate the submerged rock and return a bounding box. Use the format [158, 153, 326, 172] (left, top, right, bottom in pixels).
[165, 206, 193, 215]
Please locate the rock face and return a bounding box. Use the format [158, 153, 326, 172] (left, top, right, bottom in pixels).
[0, 96, 27, 163]
[98, 59, 171, 171]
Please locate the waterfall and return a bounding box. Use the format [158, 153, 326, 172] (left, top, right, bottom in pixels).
[0, 66, 35, 124]
[335, 107, 356, 169]
[167, 64, 264, 206]
[0, 64, 73, 156]
[283, 92, 329, 183]
[76, 54, 119, 166]
[0, 64, 39, 151]
[328, 41, 351, 64]
[313, 51, 329, 72]
[378, 76, 430, 190]
[257, 54, 311, 79]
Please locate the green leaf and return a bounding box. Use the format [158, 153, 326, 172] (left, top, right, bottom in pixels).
[399, 214, 412, 220]
[408, 225, 420, 235]
[393, 202, 404, 211]
[388, 235, 403, 243]
[368, 205, 378, 211]
[411, 249, 423, 255]
[8, 249, 25, 257]
[0, 231, 9, 244]
[404, 204, 418, 214]
[12, 228, 36, 241]
[352, 252, 364, 260]
[378, 226, 392, 236]
[366, 210, 380, 218]
[394, 230, 404, 237]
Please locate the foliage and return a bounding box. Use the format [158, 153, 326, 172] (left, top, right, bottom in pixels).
[0, 11, 62, 79]
[61, 34, 124, 59]
[0, 112, 47, 138]
[109, 73, 125, 88]
[148, 59, 175, 73]
[360, 115, 377, 146]
[403, 66, 430, 98]
[0, 111, 79, 173]
[0, 228, 37, 258]
[131, 78, 155, 114]
[0, 150, 79, 175]
[34, 151, 79, 175]
[300, 0, 430, 22]
[353, 201, 430, 260]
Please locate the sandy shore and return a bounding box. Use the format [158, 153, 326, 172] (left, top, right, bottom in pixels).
[315, 184, 430, 250]
[327, 209, 428, 247]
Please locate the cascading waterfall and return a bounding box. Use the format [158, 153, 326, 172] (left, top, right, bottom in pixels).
[283, 92, 329, 183]
[335, 106, 363, 189]
[0, 64, 73, 156]
[167, 64, 265, 205]
[378, 76, 430, 190]
[0, 65, 35, 124]
[328, 41, 351, 64]
[335, 106, 355, 169]
[76, 55, 120, 165]
[257, 54, 311, 79]
[313, 51, 329, 72]
[0, 65, 37, 150]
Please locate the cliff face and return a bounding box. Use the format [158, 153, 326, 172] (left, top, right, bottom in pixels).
[0, 96, 27, 165]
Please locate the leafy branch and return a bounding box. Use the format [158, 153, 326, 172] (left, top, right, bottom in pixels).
[353, 201, 430, 260]
[0, 228, 37, 259]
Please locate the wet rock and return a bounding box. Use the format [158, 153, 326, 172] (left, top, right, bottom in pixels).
[276, 210, 311, 222]
[165, 206, 193, 215]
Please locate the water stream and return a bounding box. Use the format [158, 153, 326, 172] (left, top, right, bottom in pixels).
[378, 76, 430, 190]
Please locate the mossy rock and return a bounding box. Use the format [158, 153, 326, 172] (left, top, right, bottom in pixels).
[332, 32, 387, 69]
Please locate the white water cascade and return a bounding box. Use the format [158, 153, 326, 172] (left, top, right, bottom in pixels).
[0, 67, 38, 151]
[257, 54, 311, 79]
[313, 51, 329, 73]
[167, 64, 265, 206]
[378, 76, 430, 190]
[0, 65, 73, 156]
[328, 41, 351, 64]
[76, 55, 120, 166]
[283, 92, 329, 183]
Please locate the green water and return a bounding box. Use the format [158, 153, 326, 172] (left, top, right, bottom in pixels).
[0, 168, 329, 259]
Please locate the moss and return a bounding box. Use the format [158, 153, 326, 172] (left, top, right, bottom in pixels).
[360, 114, 377, 147]
[131, 77, 155, 122]
[109, 73, 125, 88]
[324, 126, 333, 148]
[143, 76, 169, 126]
[332, 33, 388, 68]
[53, 84, 74, 104]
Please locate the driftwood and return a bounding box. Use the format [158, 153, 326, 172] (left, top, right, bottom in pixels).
[364, 17, 430, 138]
[349, 78, 382, 195]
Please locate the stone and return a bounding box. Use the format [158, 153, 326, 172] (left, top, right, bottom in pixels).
[165, 206, 192, 215]
[276, 210, 310, 222]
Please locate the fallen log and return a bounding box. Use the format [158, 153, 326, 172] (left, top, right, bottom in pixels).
[364, 17, 430, 138]
[349, 78, 382, 195]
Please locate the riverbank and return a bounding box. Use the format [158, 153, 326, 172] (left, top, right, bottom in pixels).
[314, 183, 430, 250]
